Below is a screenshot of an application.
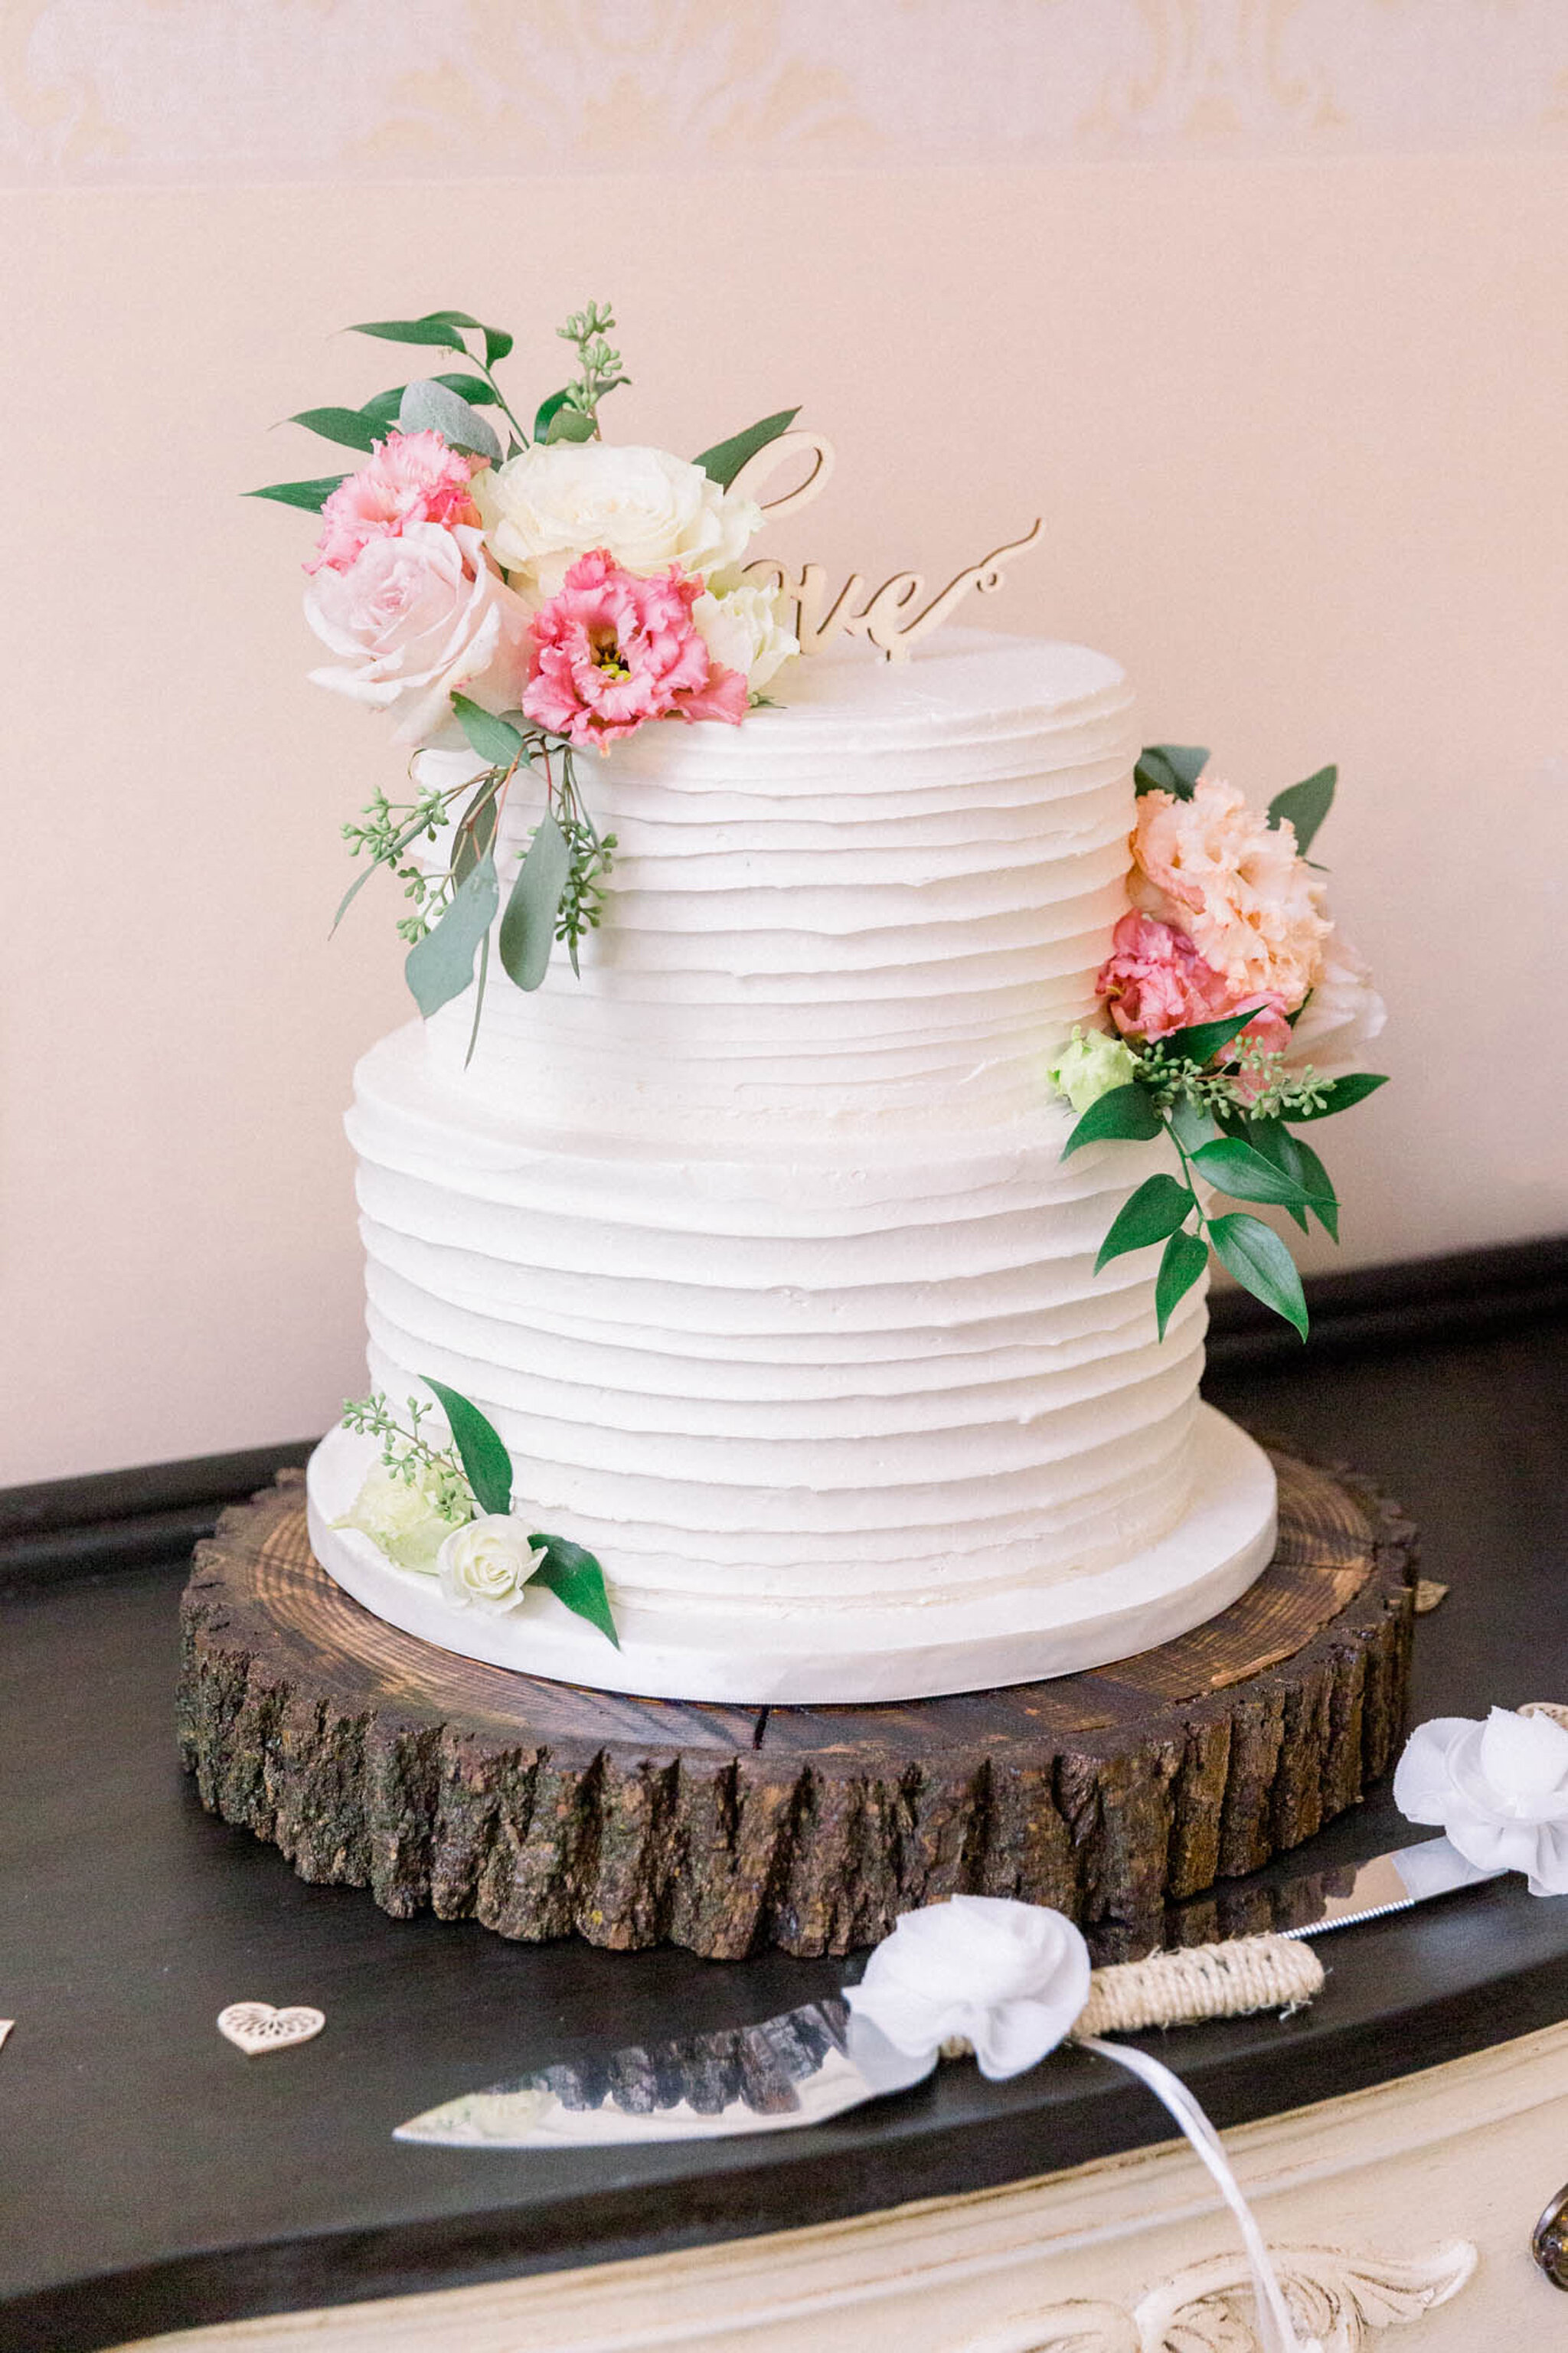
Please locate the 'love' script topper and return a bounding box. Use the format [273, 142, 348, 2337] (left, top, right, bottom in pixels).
[727, 432, 1042, 663]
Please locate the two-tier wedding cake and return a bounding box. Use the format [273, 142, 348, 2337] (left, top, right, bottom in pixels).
[258, 302, 1380, 1708]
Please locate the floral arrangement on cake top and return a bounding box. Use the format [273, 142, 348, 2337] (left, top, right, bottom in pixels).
[250, 302, 799, 1038]
[1050, 746, 1387, 1341]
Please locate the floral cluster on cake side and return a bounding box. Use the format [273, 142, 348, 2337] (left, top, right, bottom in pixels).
[1050, 746, 1388, 1340]
[252, 302, 799, 1035]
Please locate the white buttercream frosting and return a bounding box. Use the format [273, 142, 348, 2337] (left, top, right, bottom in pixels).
[345, 629, 1214, 1632]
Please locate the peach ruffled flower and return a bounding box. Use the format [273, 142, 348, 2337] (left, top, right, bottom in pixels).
[1131, 777, 1330, 1012]
[521, 549, 749, 750]
[307, 430, 483, 575]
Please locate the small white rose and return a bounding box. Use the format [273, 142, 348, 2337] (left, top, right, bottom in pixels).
[691, 580, 798, 694]
[436, 1514, 547, 1615]
[1285, 930, 1387, 1078]
[1048, 1027, 1139, 1117]
[476, 443, 761, 597]
[304, 521, 534, 748]
[1394, 1707, 1568, 1895]
[335, 1461, 469, 1574]
[844, 1896, 1092, 2080]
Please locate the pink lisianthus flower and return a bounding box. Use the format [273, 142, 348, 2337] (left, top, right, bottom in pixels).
[306, 431, 483, 575]
[1096, 912, 1233, 1041]
[521, 549, 749, 750]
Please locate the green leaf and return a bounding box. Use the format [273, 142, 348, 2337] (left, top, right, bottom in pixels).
[433, 372, 501, 406]
[1134, 743, 1208, 799]
[1191, 1136, 1333, 1214]
[452, 781, 500, 887]
[244, 475, 348, 513]
[1236, 1116, 1308, 1231]
[1155, 1227, 1210, 1340]
[289, 405, 380, 453]
[694, 406, 800, 489]
[1267, 763, 1337, 856]
[348, 316, 471, 349]
[1094, 1174, 1196, 1273]
[528, 1533, 619, 1647]
[421, 1374, 512, 1515]
[534, 387, 572, 440]
[546, 406, 596, 444]
[1166, 1096, 1223, 1155]
[1209, 1211, 1309, 1340]
[357, 386, 407, 434]
[398, 378, 502, 464]
[498, 812, 572, 992]
[417, 309, 483, 328]
[331, 859, 380, 934]
[450, 693, 525, 769]
[1272, 1123, 1339, 1240]
[1288, 1072, 1390, 1121]
[483, 325, 514, 369]
[403, 852, 498, 1017]
[1061, 1082, 1163, 1158]
[1161, 1005, 1259, 1066]
[463, 930, 491, 1071]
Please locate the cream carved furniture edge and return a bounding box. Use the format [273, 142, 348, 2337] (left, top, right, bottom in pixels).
[117, 2020, 1568, 2351]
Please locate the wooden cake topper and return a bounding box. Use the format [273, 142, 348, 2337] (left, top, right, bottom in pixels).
[730, 430, 1042, 663]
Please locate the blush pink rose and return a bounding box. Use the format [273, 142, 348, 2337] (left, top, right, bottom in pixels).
[1131, 777, 1330, 1012]
[1096, 912, 1233, 1041]
[307, 430, 483, 575]
[521, 549, 749, 750]
[304, 521, 534, 747]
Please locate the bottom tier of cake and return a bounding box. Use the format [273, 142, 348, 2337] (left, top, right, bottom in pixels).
[305, 1403, 1276, 1703]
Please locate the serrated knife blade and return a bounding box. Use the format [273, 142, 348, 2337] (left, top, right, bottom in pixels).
[394, 1998, 933, 2149]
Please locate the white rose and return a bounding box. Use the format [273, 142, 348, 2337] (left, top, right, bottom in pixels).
[335, 1461, 468, 1574]
[1285, 930, 1387, 1077]
[436, 1514, 547, 1615]
[1393, 1707, 1568, 1896]
[844, 1896, 1092, 2080]
[691, 580, 798, 693]
[477, 443, 761, 596]
[304, 521, 534, 748]
[1048, 1027, 1140, 1117]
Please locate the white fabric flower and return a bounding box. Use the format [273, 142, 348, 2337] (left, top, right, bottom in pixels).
[436, 1514, 546, 1615]
[691, 580, 798, 693]
[844, 1897, 1092, 2080]
[1285, 931, 1387, 1077]
[1393, 1707, 1568, 1895]
[477, 443, 761, 597]
[335, 1462, 468, 1574]
[304, 521, 534, 747]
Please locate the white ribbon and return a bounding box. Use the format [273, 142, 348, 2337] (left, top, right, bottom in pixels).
[846, 1897, 1319, 2353]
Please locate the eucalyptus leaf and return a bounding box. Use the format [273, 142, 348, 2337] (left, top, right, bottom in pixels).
[1208, 1212, 1309, 1340]
[464, 931, 490, 1071]
[1155, 1227, 1210, 1341]
[1166, 1096, 1223, 1155]
[244, 475, 348, 513]
[546, 407, 596, 444]
[422, 1374, 512, 1515]
[1094, 1174, 1195, 1274]
[1267, 763, 1337, 856]
[450, 692, 525, 769]
[331, 860, 380, 935]
[452, 782, 500, 887]
[403, 853, 498, 1018]
[1191, 1136, 1331, 1213]
[349, 316, 471, 349]
[1061, 1082, 1163, 1158]
[398, 378, 503, 464]
[528, 1534, 619, 1647]
[1134, 743, 1208, 800]
[1287, 1072, 1390, 1121]
[289, 405, 380, 453]
[694, 406, 800, 489]
[498, 812, 572, 992]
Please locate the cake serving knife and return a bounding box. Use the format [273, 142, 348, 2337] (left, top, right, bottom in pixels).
[394, 1834, 1505, 2149]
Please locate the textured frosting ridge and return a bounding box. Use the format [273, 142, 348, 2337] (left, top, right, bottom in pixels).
[351, 629, 1210, 1619]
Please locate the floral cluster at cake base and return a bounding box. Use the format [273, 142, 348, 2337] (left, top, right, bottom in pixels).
[1050, 745, 1387, 1340]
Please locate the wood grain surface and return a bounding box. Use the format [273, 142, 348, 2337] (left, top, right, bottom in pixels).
[177, 1449, 1416, 1959]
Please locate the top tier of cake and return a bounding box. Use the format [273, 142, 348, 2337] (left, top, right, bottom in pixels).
[423, 629, 1135, 1142]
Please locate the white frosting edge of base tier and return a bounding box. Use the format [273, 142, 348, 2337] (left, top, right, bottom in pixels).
[303, 1406, 1277, 1704]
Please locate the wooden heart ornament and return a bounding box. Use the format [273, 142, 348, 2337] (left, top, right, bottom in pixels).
[217, 2001, 325, 2057]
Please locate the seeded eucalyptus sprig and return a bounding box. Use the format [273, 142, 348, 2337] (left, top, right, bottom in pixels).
[341, 1392, 473, 1525]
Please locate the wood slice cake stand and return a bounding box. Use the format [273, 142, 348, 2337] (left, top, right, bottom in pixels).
[177, 1447, 1418, 1962]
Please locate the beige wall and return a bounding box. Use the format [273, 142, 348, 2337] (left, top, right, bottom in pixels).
[5, 131, 1566, 1481]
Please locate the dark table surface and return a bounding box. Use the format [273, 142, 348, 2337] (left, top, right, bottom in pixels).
[4, 1317, 1566, 2353]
